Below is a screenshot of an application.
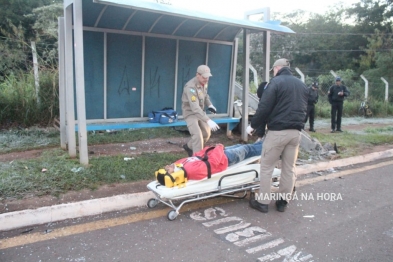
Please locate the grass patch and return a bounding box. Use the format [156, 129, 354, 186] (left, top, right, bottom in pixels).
[0, 148, 185, 199]
[86, 127, 190, 145]
[1, 122, 393, 200]
[0, 126, 191, 154]
[0, 127, 60, 154]
[310, 127, 393, 158]
[363, 126, 393, 133]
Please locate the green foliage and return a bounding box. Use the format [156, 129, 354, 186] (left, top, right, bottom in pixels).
[0, 22, 30, 79]
[0, 127, 59, 154]
[0, 1, 62, 80]
[313, 99, 393, 118]
[2, 121, 393, 199]
[234, 0, 393, 86]
[0, 0, 57, 39]
[0, 148, 185, 198]
[0, 69, 59, 127]
[86, 127, 190, 146]
[346, 0, 393, 33]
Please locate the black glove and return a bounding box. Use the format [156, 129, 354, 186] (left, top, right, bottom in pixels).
[208, 106, 216, 114]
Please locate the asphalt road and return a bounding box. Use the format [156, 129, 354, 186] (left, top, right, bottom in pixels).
[1, 160, 393, 262]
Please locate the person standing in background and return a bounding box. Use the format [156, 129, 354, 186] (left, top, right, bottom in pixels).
[255, 81, 268, 139]
[328, 77, 350, 133]
[181, 65, 220, 156]
[305, 82, 319, 132]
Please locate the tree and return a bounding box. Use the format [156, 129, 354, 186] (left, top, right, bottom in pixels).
[0, 0, 57, 40]
[269, 8, 359, 76]
[0, 1, 63, 79]
[346, 0, 393, 33]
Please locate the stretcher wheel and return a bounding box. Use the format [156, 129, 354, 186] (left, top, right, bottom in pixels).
[147, 198, 158, 208]
[167, 210, 178, 221]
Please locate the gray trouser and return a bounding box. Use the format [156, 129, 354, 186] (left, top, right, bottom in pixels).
[258, 130, 301, 204]
[185, 115, 211, 154]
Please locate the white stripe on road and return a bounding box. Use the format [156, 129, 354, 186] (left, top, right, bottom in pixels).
[214, 221, 251, 234]
[257, 253, 281, 261]
[202, 216, 242, 227]
[246, 238, 285, 254]
[233, 233, 272, 247]
[258, 245, 313, 262]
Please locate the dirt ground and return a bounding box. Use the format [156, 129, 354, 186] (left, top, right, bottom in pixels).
[1, 122, 393, 214]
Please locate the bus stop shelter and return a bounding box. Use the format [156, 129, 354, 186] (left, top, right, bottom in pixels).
[59, 0, 295, 164]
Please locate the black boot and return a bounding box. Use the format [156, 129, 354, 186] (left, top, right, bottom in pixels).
[275, 198, 288, 212]
[182, 144, 193, 157]
[249, 195, 269, 213]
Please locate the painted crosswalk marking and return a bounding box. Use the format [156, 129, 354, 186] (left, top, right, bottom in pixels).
[190, 207, 314, 261]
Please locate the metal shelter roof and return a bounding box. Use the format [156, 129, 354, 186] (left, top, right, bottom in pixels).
[84, 0, 295, 42]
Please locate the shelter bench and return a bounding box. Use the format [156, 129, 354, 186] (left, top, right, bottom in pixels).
[75, 117, 240, 133]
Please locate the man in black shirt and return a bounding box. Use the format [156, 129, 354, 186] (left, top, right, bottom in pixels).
[328, 77, 350, 133]
[305, 82, 319, 132]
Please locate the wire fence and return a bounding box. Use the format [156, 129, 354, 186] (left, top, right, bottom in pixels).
[290, 70, 393, 104]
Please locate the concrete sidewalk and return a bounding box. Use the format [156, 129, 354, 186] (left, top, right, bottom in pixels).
[1, 149, 393, 231]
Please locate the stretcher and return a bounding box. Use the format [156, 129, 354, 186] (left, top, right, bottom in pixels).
[146, 156, 281, 220]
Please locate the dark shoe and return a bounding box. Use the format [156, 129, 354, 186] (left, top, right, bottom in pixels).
[276, 199, 288, 212]
[183, 144, 193, 157]
[336, 129, 343, 132]
[249, 197, 269, 213]
[331, 130, 335, 133]
[309, 128, 316, 132]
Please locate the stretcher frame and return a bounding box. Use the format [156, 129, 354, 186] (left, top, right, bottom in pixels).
[146, 156, 281, 220]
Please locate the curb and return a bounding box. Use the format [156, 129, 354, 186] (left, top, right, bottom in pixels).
[1, 149, 393, 231]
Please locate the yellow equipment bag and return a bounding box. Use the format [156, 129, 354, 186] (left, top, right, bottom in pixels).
[155, 168, 187, 188]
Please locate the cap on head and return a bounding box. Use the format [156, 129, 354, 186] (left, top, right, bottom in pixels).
[270, 58, 290, 71]
[197, 65, 212, 78]
[335, 77, 341, 81]
[312, 82, 319, 88]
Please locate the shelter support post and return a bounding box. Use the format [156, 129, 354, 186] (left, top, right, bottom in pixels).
[228, 38, 239, 137]
[241, 29, 250, 142]
[58, 17, 67, 149]
[262, 8, 271, 82]
[64, 3, 76, 157]
[73, 0, 89, 165]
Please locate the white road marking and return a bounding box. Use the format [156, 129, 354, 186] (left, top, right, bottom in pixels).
[204, 207, 218, 220]
[202, 216, 242, 227]
[233, 233, 272, 246]
[246, 238, 285, 254]
[190, 206, 228, 221]
[214, 221, 251, 234]
[191, 207, 314, 260]
[189, 211, 207, 221]
[278, 245, 297, 256]
[226, 226, 267, 242]
[258, 245, 313, 262]
[257, 253, 281, 261]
